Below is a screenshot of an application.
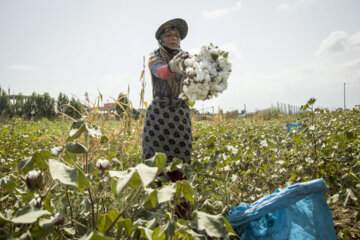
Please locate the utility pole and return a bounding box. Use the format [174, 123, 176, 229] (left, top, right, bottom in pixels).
[344, 83, 346, 109]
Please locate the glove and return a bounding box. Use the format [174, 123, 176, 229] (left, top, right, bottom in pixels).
[168, 51, 189, 75]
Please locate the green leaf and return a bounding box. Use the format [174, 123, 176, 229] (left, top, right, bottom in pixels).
[194, 211, 228, 238]
[144, 152, 166, 170]
[0, 175, 16, 192]
[67, 120, 86, 142]
[0, 212, 11, 224]
[152, 227, 166, 240]
[186, 99, 196, 107]
[177, 180, 195, 204]
[32, 150, 50, 169]
[116, 169, 141, 195]
[12, 207, 50, 224]
[138, 227, 153, 240]
[109, 170, 128, 179]
[39, 216, 59, 230]
[117, 218, 133, 237]
[211, 53, 219, 61]
[116, 164, 157, 196]
[43, 193, 53, 212]
[77, 167, 90, 192]
[100, 136, 109, 144]
[223, 216, 237, 236]
[97, 212, 115, 233]
[63, 151, 77, 164]
[159, 220, 176, 239]
[158, 183, 176, 203]
[49, 159, 78, 187]
[19, 157, 34, 172]
[79, 231, 113, 240]
[351, 163, 360, 175]
[344, 188, 357, 206]
[143, 189, 157, 209]
[136, 164, 158, 187]
[66, 142, 88, 154]
[308, 98, 316, 105]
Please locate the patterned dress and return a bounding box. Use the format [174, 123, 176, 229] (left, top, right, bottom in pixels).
[142, 48, 192, 164]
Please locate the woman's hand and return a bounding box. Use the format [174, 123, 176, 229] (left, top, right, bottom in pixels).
[168, 51, 189, 75]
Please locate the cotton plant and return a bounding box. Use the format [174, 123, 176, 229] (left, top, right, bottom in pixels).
[180, 44, 232, 102]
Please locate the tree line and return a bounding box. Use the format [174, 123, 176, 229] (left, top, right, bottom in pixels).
[0, 90, 135, 121]
[0, 90, 84, 120]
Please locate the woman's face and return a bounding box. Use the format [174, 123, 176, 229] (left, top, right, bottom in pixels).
[161, 29, 181, 49]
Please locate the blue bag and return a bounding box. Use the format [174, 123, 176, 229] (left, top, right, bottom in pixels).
[286, 123, 302, 133]
[226, 179, 336, 240]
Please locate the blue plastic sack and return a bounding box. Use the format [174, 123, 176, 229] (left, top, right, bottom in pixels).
[226, 179, 336, 240]
[286, 123, 302, 133]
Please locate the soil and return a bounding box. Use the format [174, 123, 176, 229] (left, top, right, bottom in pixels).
[330, 203, 360, 239]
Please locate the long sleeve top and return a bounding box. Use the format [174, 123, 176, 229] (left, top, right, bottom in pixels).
[148, 48, 184, 99]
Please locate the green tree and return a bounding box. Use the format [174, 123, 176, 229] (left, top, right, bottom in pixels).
[24, 93, 39, 119]
[115, 92, 129, 117]
[0, 90, 12, 117]
[13, 94, 25, 117]
[56, 92, 69, 114]
[67, 97, 83, 119]
[40, 93, 56, 119]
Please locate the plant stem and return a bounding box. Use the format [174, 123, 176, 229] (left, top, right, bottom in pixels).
[88, 188, 95, 230]
[104, 187, 142, 236]
[85, 131, 89, 173]
[56, 228, 69, 240]
[72, 219, 87, 229]
[66, 188, 74, 227]
[40, 180, 54, 207]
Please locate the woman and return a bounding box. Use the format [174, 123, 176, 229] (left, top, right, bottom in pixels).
[142, 18, 192, 173]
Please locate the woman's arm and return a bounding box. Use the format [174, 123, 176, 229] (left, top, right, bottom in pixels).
[155, 63, 175, 80]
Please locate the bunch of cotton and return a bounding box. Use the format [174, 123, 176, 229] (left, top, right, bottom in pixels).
[181, 44, 232, 102]
[96, 159, 111, 171]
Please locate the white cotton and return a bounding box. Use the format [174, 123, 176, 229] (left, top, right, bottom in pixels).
[181, 44, 232, 102]
[184, 58, 194, 67]
[96, 159, 111, 170]
[29, 199, 37, 207]
[26, 170, 41, 180]
[186, 67, 195, 76]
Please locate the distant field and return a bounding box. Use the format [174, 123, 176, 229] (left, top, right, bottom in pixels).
[0, 106, 359, 239]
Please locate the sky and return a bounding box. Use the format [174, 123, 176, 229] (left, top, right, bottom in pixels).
[1, 0, 360, 112]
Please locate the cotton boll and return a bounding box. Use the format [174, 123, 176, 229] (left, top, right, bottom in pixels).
[196, 72, 205, 82]
[184, 58, 195, 67]
[204, 73, 211, 82]
[193, 62, 201, 72]
[185, 67, 195, 77]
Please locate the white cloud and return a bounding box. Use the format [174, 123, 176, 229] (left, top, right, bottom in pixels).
[277, 0, 314, 11]
[202, 1, 241, 19]
[350, 32, 360, 50]
[316, 31, 360, 55]
[341, 58, 360, 82]
[6, 64, 37, 71]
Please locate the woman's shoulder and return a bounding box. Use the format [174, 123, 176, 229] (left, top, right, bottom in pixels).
[149, 48, 161, 58]
[149, 48, 167, 67]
